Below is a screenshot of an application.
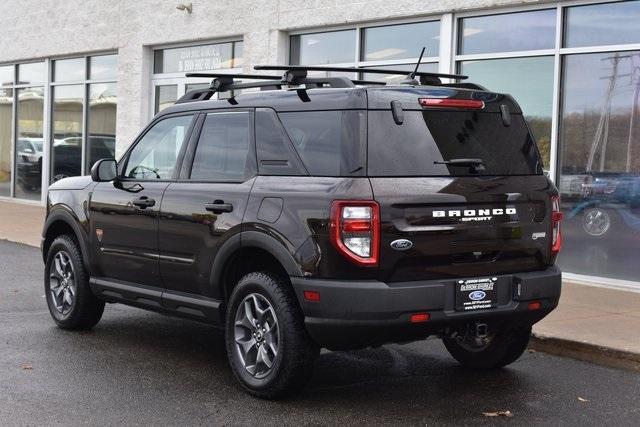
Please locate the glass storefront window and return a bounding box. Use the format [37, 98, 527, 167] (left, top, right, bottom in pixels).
[458, 9, 556, 55]
[564, 1, 640, 48]
[154, 43, 233, 74]
[154, 85, 178, 114]
[89, 55, 118, 80]
[558, 51, 640, 281]
[54, 58, 86, 82]
[15, 87, 44, 200]
[1, 65, 14, 86]
[17, 62, 45, 85]
[87, 83, 117, 170]
[0, 87, 12, 196]
[361, 63, 438, 83]
[51, 85, 84, 181]
[363, 21, 440, 61]
[290, 30, 356, 65]
[233, 41, 244, 67]
[458, 56, 554, 169]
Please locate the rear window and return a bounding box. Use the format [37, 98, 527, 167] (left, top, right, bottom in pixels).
[278, 110, 366, 176]
[368, 110, 543, 177]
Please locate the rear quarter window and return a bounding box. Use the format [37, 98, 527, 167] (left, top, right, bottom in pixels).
[278, 110, 366, 176]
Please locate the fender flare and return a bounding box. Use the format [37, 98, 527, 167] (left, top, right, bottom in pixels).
[42, 208, 92, 273]
[210, 230, 303, 299]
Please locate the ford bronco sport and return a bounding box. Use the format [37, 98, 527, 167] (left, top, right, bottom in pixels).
[42, 63, 562, 399]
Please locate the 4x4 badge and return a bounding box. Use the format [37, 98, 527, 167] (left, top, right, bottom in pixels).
[390, 239, 413, 251]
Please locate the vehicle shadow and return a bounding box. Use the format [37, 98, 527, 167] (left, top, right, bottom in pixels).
[45, 305, 540, 421]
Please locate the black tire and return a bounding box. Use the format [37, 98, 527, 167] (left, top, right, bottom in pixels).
[225, 272, 319, 399]
[443, 325, 531, 369]
[44, 235, 105, 330]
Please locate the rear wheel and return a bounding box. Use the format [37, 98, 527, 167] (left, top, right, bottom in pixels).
[443, 323, 531, 369]
[582, 207, 613, 237]
[225, 272, 319, 399]
[44, 235, 105, 330]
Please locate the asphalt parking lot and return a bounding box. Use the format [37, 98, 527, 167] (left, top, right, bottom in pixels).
[1, 240, 639, 426]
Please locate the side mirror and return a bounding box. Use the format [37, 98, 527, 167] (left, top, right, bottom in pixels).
[91, 158, 117, 182]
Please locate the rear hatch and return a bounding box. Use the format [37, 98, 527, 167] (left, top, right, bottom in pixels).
[367, 87, 555, 283]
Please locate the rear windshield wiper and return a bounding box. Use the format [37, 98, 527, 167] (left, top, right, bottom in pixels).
[434, 158, 486, 173]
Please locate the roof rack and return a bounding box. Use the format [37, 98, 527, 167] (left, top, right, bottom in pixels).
[176, 71, 386, 104]
[254, 65, 468, 85]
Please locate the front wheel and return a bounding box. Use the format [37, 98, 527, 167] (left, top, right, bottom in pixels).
[225, 272, 319, 399]
[44, 235, 105, 330]
[443, 324, 531, 369]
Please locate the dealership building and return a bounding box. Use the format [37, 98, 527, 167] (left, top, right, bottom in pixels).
[1, 0, 639, 288]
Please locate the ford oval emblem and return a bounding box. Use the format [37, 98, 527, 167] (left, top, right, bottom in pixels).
[469, 290, 486, 301]
[390, 239, 413, 251]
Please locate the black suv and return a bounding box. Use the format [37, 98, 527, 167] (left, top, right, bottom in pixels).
[41, 65, 562, 399]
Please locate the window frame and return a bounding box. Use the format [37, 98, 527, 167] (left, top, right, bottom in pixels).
[178, 108, 257, 184]
[118, 111, 197, 182]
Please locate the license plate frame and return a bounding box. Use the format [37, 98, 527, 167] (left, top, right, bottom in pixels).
[455, 277, 498, 311]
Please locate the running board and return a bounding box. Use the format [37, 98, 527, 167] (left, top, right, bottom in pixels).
[89, 277, 222, 325]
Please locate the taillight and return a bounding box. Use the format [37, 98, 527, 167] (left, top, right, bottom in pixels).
[419, 98, 485, 109]
[330, 200, 380, 266]
[551, 195, 563, 255]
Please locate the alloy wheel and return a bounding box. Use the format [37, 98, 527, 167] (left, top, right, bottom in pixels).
[583, 208, 611, 236]
[233, 293, 280, 379]
[49, 251, 77, 315]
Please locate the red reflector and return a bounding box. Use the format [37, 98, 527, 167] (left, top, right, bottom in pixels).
[410, 313, 430, 323]
[552, 211, 564, 222]
[303, 291, 320, 302]
[419, 98, 485, 109]
[528, 301, 542, 311]
[342, 219, 372, 233]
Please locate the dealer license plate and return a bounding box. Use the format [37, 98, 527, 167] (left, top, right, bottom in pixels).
[455, 277, 498, 311]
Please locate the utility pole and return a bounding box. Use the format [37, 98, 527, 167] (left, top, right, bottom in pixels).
[626, 54, 640, 173]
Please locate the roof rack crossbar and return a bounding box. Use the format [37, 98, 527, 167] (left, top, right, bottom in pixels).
[254, 65, 467, 81]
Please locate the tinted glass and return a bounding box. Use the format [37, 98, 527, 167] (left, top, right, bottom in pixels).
[0, 88, 12, 196]
[0, 65, 13, 86]
[125, 115, 192, 180]
[279, 110, 365, 176]
[15, 87, 44, 200]
[565, 1, 640, 48]
[459, 56, 554, 168]
[459, 9, 556, 55]
[368, 110, 542, 177]
[255, 108, 307, 176]
[290, 30, 356, 65]
[154, 43, 233, 74]
[362, 63, 438, 83]
[191, 112, 253, 181]
[87, 83, 117, 170]
[154, 85, 177, 113]
[18, 62, 45, 85]
[53, 58, 85, 82]
[558, 51, 640, 281]
[89, 54, 118, 80]
[51, 85, 84, 181]
[363, 21, 439, 61]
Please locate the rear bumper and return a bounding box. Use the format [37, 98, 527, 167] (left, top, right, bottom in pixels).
[291, 266, 561, 350]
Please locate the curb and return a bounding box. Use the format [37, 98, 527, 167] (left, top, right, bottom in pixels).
[530, 334, 640, 372]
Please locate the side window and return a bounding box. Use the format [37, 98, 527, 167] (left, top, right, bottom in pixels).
[125, 115, 193, 180]
[190, 112, 254, 181]
[278, 110, 365, 176]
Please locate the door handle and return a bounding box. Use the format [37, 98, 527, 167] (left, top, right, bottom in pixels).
[132, 196, 156, 209]
[205, 201, 233, 214]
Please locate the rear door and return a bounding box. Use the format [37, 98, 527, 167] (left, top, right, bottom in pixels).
[158, 110, 256, 301]
[367, 98, 554, 283]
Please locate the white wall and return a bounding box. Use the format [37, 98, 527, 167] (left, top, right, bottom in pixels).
[0, 0, 553, 153]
